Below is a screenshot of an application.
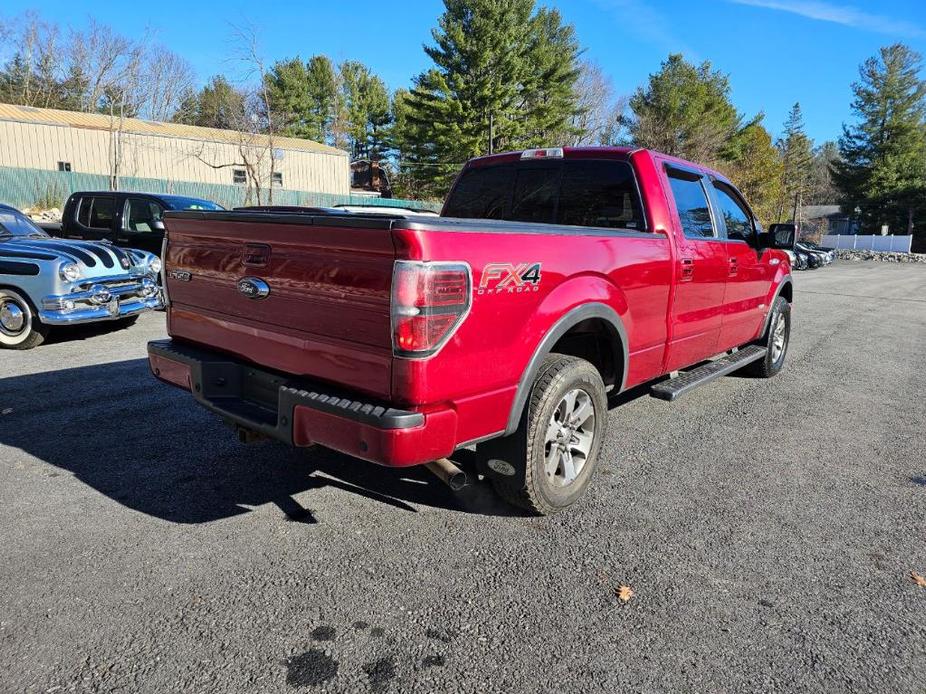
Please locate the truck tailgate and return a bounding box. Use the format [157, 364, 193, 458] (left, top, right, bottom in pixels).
[163, 211, 397, 399]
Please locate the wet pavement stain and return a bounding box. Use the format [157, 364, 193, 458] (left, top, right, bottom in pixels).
[284, 649, 338, 687]
[370, 627, 385, 638]
[362, 656, 396, 690]
[352, 620, 369, 630]
[422, 654, 445, 668]
[311, 625, 336, 641]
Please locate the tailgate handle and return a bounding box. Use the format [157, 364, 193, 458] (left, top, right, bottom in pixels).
[242, 243, 271, 267]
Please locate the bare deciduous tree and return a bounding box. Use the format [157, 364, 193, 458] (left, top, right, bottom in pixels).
[567, 60, 628, 146]
[140, 47, 196, 122]
[224, 22, 278, 204]
[0, 13, 66, 109]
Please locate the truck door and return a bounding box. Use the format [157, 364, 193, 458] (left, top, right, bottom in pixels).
[663, 166, 727, 372]
[709, 180, 775, 351]
[71, 194, 116, 242]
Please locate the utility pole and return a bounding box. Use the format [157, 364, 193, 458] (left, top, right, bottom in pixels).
[489, 111, 494, 156]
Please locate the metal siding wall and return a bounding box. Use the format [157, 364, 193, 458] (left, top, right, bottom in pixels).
[0, 164, 438, 212]
[0, 120, 349, 195]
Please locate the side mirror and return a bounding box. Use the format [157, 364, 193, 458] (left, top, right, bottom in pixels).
[152, 219, 166, 232]
[761, 223, 796, 250]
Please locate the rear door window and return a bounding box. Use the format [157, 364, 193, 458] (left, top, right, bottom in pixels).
[77, 196, 115, 231]
[666, 170, 716, 239]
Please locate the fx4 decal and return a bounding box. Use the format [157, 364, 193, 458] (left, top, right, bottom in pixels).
[478, 263, 542, 295]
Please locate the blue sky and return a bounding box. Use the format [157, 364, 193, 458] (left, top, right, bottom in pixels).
[3, 0, 925, 144]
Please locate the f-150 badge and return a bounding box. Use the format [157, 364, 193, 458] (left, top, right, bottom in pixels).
[478, 263, 542, 295]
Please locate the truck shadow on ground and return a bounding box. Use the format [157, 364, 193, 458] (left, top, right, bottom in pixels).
[0, 358, 519, 524]
[43, 318, 141, 345]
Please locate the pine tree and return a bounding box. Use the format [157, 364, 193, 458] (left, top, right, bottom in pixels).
[833, 44, 926, 236]
[264, 58, 315, 140]
[337, 61, 392, 159]
[396, 0, 582, 197]
[624, 54, 748, 166]
[173, 76, 247, 130]
[302, 56, 339, 144]
[776, 103, 815, 223]
[520, 7, 582, 144]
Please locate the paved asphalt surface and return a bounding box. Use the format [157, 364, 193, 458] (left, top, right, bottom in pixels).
[1, 262, 925, 693]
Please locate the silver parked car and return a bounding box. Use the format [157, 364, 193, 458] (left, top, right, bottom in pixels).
[0, 203, 162, 349]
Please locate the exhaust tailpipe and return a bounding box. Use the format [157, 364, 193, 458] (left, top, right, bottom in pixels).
[425, 457, 468, 491]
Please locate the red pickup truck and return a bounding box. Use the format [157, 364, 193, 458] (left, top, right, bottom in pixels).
[148, 147, 794, 514]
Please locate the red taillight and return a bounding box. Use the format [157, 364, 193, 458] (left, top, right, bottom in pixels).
[391, 261, 471, 357]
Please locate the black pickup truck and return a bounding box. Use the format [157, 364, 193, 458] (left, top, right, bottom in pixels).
[42, 191, 223, 255]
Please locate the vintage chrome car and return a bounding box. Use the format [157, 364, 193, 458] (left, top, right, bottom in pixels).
[0, 203, 162, 349]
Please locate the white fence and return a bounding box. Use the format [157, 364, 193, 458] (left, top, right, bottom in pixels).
[821, 234, 913, 253]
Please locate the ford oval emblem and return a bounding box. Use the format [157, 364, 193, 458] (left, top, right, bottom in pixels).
[237, 277, 270, 299]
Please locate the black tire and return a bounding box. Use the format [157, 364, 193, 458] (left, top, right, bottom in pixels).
[744, 295, 790, 378]
[480, 354, 608, 515]
[0, 288, 49, 350]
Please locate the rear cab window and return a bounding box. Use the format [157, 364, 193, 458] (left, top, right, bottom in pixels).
[443, 158, 646, 231]
[443, 165, 514, 220]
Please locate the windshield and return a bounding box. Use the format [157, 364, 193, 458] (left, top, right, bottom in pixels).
[0, 208, 49, 238]
[166, 197, 224, 211]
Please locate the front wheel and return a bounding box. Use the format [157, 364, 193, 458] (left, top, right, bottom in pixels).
[480, 354, 608, 515]
[744, 295, 791, 378]
[0, 288, 49, 350]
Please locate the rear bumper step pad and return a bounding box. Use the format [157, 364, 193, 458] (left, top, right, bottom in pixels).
[650, 345, 767, 401]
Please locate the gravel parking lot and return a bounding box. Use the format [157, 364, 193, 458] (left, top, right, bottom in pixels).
[1, 262, 924, 693]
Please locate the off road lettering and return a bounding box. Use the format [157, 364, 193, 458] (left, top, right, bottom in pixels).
[478, 263, 542, 295]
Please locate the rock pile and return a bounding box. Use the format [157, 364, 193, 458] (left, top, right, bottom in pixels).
[835, 249, 926, 264]
[24, 208, 62, 222]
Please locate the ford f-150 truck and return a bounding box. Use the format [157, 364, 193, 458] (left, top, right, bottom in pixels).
[147, 147, 795, 514]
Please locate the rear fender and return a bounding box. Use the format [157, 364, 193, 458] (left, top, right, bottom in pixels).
[504, 277, 629, 436]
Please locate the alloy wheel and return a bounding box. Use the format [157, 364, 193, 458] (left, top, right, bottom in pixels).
[770, 313, 787, 363]
[543, 388, 596, 487]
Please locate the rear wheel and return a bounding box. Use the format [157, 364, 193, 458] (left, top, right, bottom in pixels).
[744, 295, 790, 378]
[480, 354, 607, 515]
[0, 289, 49, 350]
